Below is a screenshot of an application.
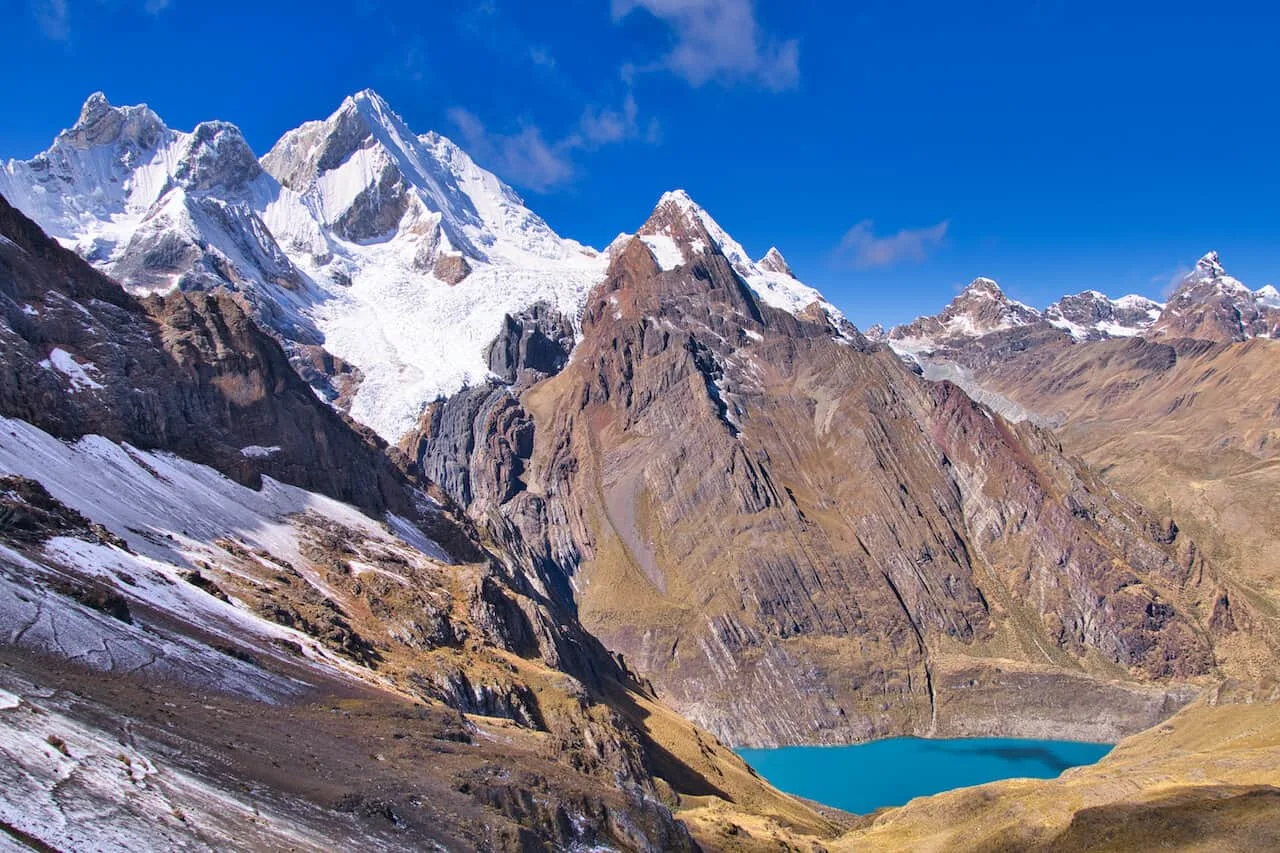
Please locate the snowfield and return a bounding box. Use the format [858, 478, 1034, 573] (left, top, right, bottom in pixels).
[0, 416, 451, 695]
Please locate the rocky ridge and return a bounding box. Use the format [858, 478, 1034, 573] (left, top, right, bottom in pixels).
[420, 191, 1235, 748]
[877, 252, 1279, 373]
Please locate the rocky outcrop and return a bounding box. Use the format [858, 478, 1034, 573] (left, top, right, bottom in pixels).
[484, 302, 576, 384]
[431, 251, 472, 284]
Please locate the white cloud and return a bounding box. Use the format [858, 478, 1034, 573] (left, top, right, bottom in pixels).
[449, 94, 660, 192]
[611, 0, 800, 90]
[572, 94, 661, 147]
[837, 220, 950, 268]
[1152, 264, 1193, 297]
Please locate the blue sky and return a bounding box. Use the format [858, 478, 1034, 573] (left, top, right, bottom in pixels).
[3, 0, 1277, 328]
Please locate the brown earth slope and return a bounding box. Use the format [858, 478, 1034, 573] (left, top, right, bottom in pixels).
[955, 335, 1280, 676]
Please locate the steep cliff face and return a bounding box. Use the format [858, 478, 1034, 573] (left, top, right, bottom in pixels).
[0, 193, 409, 516]
[425, 194, 1226, 747]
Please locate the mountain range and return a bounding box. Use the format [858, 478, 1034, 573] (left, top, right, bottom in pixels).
[1, 89, 1278, 851]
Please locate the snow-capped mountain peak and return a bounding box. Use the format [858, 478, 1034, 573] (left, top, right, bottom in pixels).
[172, 120, 262, 192]
[885, 277, 1043, 355]
[637, 189, 849, 327]
[1045, 290, 1162, 341]
[261, 89, 583, 269]
[2, 90, 609, 442]
[0, 93, 180, 261]
[1153, 251, 1279, 341]
[950, 277, 1039, 321]
[1255, 285, 1280, 309]
[1195, 250, 1226, 277]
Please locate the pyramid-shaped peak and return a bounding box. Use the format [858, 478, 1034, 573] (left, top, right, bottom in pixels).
[59, 91, 168, 152]
[759, 247, 794, 278]
[78, 92, 114, 124]
[643, 189, 709, 235]
[1195, 250, 1225, 276]
[658, 188, 699, 209]
[962, 277, 1004, 297]
[340, 88, 396, 116]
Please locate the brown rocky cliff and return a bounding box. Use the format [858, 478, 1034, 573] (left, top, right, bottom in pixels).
[423, 202, 1226, 747]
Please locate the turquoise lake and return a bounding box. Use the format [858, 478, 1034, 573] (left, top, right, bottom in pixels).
[737, 737, 1113, 814]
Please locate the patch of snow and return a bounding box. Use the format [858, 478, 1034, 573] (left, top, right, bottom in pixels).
[0, 675, 363, 852]
[385, 512, 452, 564]
[640, 234, 685, 271]
[37, 347, 104, 391]
[1255, 285, 1280, 309]
[239, 445, 282, 458]
[655, 189, 849, 331]
[1114, 294, 1164, 311]
[0, 416, 398, 581]
[1048, 316, 1089, 340]
[1096, 320, 1142, 337]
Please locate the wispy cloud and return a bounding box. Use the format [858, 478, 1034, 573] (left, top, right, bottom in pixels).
[448, 109, 574, 193]
[1152, 264, 1192, 297]
[836, 220, 950, 268]
[528, 45, 557, 70]
[571, 94, 661, 148]
[449, 94, 660, 192]
[32, 0, 70, 39]
[33, 0, 172, 40]
[612, 0, 799, 90]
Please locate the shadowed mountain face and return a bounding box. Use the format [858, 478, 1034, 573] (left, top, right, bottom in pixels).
[420, 194, 1229, 747]
[0, 193, 414, 517]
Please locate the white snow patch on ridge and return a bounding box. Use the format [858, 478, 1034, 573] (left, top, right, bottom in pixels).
[652, 189, 850, 329]
[38, 347, 104, 391]
[641, 234, 685, 271]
